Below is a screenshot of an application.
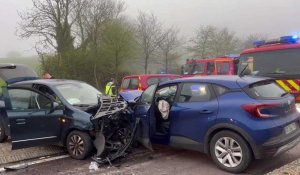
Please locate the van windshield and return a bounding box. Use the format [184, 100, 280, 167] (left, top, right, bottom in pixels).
[238, 48, 300, 76]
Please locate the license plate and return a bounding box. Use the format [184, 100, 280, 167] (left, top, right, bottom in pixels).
[285, 122, 297, 135]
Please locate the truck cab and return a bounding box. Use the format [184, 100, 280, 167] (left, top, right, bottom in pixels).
[238, 35, 300, 109]
[182, 57, 237, 77]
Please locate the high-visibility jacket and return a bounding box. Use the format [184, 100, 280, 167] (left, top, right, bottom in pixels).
[105, 82, 116, 96]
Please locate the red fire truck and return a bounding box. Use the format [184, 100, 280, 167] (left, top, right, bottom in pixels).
[238, 35, 300, 108]
[182, 56, 239, 77]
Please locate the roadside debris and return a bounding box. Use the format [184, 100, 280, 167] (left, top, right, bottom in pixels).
[4, 163, 28, 171]
[89, 161, 99, 172]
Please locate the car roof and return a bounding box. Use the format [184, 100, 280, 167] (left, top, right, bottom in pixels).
[159, 75, 272, 89]
[0, 64, 38, 84]
[123, 74, 181, 79]
[10, 79, 85, 87]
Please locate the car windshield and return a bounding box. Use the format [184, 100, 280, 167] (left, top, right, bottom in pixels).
[55, 82, 101, 106]
[192, 63, 205, 74]
[238, 48, 300, 76]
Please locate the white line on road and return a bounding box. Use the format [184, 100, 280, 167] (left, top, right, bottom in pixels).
[0, 154, 70, 173]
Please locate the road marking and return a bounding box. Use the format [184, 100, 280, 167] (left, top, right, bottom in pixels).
[0, 154, 69, 173]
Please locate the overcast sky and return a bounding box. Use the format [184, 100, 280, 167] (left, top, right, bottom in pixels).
[1, 0, 300, 57]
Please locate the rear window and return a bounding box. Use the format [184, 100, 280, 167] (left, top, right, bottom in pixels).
[122, 78, 139, 90]
[147, 77, 171, 86]
[246, 81, 286, 99]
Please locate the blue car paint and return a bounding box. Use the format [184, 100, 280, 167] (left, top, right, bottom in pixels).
[126, 75, 300, 159]
[119, 90, 142, 102]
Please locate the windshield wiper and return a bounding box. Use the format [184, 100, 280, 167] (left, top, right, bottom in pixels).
[281, 92, 289, 97]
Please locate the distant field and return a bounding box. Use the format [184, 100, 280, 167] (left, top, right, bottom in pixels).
[0, 56, 40, 71]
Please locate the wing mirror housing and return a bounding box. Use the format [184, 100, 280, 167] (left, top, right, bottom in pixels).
[49, 102, 64, 113]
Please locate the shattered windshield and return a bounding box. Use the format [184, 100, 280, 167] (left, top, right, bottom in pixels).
[239, 48, 300, 76]
[55, 82, 101, 106]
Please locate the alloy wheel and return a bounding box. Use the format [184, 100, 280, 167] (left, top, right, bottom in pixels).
[69, 135, 85, 156]
[214, 137, 243, 168]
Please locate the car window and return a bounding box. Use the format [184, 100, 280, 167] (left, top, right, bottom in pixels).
[213, 85, 229, 97]
[155, 85, 178, 103]
[129, 78, 139, 89]
[147, 77, 159, 86]
[122, 79, 130, 89]
[246, 81, 286, 99]
[147, 77, 171, 86]
[217, 62, 230, 75]
[159, 77, 170, 83]
[178, 83, 212, 103]
[8, 89, 52, 111]
[139, 84, 157, 104]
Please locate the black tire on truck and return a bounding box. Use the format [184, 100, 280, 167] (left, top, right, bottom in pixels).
[66, 130, 93, 160]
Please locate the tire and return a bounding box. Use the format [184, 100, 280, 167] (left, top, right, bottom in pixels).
[0, 121, 8, 143]
[66, 130, 93, 160]
[209, 130, 253, 174]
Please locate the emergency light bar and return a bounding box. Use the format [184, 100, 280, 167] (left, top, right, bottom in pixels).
[253, 35, 299, 48]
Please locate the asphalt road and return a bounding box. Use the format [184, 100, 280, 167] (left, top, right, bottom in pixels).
[2, 143, 300, 175]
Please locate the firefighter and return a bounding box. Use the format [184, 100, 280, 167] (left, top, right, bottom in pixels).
[105, 78, 116, 97]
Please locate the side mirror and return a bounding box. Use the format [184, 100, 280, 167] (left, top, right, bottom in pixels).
[49, 102, 64, 113]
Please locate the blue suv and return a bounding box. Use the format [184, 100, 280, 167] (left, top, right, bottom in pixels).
[126, 75, 300, 173]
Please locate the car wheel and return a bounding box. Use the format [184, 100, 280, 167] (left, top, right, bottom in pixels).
[209, 131, 252, 174]
[66, 131, 93, 160]
[0, 121, 8, 143]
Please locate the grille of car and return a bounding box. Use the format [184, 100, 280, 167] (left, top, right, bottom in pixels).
[91, 97, 127, 120]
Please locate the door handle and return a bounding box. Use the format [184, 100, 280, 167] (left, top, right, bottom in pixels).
[199, 110, 213, 114]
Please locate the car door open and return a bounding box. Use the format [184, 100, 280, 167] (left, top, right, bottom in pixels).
[6, 88, 63, 149]
[134, 84, 157, 150]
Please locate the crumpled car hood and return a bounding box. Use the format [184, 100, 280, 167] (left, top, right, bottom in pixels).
[119, 90, 143, 102]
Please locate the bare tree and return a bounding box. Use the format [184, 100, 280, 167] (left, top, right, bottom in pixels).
[18, 0, 81, 54]
[242, 34, 267, 50]
[101, 20, 136, 81]
[212, 27, 239, 57]
[189, 25, 240, 58]
[76, 0, 125, 51]
[159, 27, 180, 73]
[188, 25, 217, 58]
[136, 12, 165, 74]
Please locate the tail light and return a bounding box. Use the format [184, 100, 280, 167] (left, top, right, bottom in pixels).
[138, 76, 142, 90]
[242, 103, 279, 118]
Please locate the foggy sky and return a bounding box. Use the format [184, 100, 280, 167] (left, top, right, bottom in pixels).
[1, 0, 300, 57]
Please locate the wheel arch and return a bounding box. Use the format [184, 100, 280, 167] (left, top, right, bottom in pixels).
[204, 123, 258, 159]
[61, 127, 92, 146]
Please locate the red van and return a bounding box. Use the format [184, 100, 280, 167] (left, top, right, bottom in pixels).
[120, 74, 181, 92]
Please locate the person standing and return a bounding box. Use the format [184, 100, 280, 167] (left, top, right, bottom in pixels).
[105, 78, 116, 97]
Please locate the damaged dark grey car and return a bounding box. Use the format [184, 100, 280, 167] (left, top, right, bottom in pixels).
[0, 64, 138, 161]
